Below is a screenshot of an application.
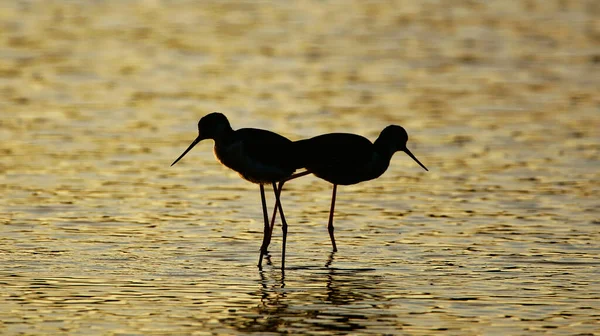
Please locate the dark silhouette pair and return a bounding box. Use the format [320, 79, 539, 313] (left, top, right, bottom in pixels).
[171, 112, 428, 269]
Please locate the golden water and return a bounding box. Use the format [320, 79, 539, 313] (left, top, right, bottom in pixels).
[1, 1, 599, 334]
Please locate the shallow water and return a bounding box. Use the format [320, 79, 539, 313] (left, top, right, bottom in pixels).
[1, 0, 599, 335]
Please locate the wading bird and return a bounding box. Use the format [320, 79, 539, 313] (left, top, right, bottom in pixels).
[280, 125, 428, 252]
[171, 112, 307, 269]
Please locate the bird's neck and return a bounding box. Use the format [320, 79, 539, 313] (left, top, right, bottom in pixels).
[212, 127, 235, 147]
[373, 139, 397, 162]
[365, 140, 395, 180]
[212, 128, 238, 169]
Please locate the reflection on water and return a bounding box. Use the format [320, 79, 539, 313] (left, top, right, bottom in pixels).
[224, 253, 393, 334]
[1, 0, 599, 334]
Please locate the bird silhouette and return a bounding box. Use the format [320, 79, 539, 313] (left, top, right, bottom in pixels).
[286, 125, 428, 252]
[171, 112, 305, 268]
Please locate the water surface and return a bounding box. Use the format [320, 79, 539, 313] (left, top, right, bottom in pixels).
[1, 1, 599, 335]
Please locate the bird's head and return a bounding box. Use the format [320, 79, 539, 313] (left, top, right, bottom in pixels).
[378, 125, 428, 171]
[379, 125, 409, 151]
[171, 112, 232, 166]
[196, 112, 232, 141]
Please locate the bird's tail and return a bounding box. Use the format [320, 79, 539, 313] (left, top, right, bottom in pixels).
[291, 139, 311, 170]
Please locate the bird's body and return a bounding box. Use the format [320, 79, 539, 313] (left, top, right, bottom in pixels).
[290, 125, 428, 252]
[171, 112, 300, 269]
[212, 128, 297, 184]
[294, 133, 391, 186]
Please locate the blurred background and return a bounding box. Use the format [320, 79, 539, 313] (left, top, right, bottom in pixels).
[1, 1, 598, 335]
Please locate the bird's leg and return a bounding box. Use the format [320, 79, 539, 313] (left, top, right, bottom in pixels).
[258, 184, 270, 268]
[266, 181, 284, 248]
[265, 206, 277, 252]
[328, 184, 338, 252]
[262, 170, 311, 268]
[286, 170, 311, 181]
[272, 182, 288, 270]
[268, 170, 311, 230]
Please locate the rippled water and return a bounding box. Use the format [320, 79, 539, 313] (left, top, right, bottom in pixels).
[1, 1, 599, 335]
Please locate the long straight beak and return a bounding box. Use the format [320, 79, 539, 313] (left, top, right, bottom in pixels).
[403, 148, 428, 171]
[171, 136, 202, 166]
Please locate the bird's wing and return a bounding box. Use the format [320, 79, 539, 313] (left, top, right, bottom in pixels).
[233, 128, 296, 170]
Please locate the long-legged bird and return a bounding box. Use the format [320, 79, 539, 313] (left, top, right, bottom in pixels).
[289, 125, 428, 252]
[171, 112, 304, 268]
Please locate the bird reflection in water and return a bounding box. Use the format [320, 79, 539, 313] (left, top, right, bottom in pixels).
[219, 253, 396, 334]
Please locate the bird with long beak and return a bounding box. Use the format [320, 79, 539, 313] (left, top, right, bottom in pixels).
[171, 112, 307, 269]
[283, 125, 428, 252]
